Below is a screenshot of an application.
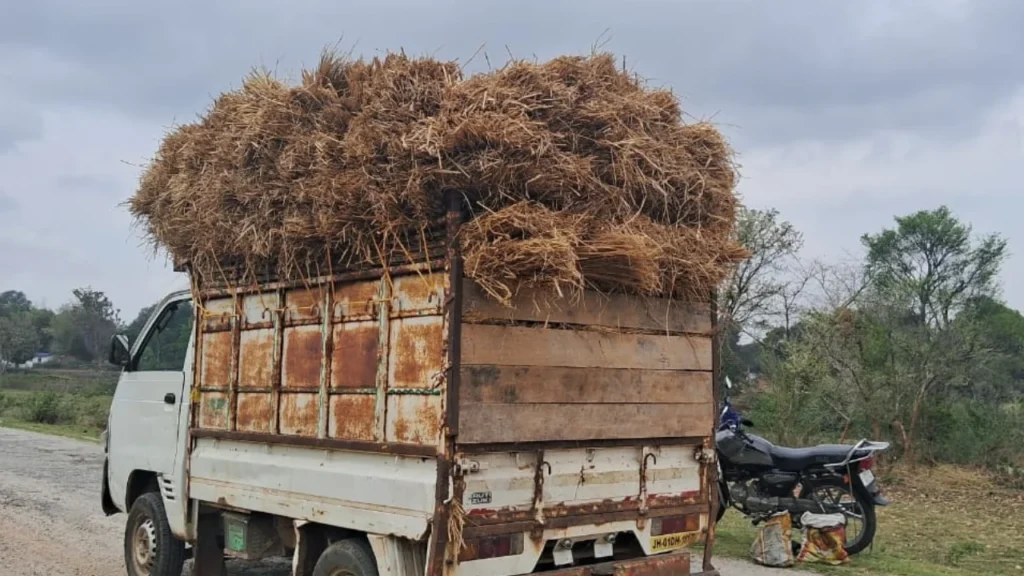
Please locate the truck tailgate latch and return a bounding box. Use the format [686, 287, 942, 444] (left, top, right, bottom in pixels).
[454, 458, 484, 475]
[694, 447, 717, 465]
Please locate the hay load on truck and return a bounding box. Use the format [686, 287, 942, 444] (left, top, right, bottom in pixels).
[101, 50, 747, 576]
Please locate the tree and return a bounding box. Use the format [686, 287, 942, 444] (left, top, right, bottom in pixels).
[720, 207, 804, 385]
[0, 291, 32, 318]
[723, 207, 804, 333]
[0, 291, 49, 373]
[956, 296, 1024, 402]
[0, 311, 40, 371]
[862, 206, 1006, 330]
[51, 287, 122, 364]
[843, 207, 1009, 460]
[125, 304, 157, 343]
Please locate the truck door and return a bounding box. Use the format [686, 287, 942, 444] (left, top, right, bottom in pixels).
[108, 294, 194, 509]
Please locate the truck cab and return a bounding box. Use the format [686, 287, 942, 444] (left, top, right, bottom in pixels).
[103, 291, 194, 574]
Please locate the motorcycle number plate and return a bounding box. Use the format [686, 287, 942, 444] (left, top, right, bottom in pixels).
[859, 469, 875, 486]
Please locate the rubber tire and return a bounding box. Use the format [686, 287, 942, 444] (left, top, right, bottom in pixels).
[799, 476, 877, 556]
[312, 539, 379, 576]
[124, 492, 187, 576]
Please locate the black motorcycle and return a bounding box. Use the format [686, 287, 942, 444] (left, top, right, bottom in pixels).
[715, 378, 890, 555]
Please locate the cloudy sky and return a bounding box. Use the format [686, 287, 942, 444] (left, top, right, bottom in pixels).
[1, 0, 1022, 319]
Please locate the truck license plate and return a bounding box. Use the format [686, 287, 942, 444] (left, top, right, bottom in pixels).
[650, 532, 697, 553]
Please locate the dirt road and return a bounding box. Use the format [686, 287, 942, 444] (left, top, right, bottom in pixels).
[0, 427, 801, 576]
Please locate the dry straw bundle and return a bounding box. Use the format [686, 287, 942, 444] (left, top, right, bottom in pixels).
[131, 50, 747, 305]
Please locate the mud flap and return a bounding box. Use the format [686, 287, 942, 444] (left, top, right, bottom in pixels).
[101, 459, 118, 516]
[291, 521, 326, 576]
[194, 512, 226, 576]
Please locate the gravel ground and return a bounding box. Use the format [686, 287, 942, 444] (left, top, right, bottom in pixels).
[0, 427, 805, 576]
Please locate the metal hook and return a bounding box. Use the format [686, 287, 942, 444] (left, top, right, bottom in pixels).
[644, 452, 658, 467]
[541, 461, 552, 476]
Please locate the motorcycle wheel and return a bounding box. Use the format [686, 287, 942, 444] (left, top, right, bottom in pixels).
[797, 476, 877, 556]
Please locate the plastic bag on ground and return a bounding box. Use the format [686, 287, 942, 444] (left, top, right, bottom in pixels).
[796, 512, 850, 565]
[749, 511, 795, 567]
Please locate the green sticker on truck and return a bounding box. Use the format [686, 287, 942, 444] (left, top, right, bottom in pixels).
[227, 522, 245, 551]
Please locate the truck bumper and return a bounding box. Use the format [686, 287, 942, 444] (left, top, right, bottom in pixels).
[544, 551, 717, 576]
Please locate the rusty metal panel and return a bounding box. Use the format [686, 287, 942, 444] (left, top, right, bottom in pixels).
[200, 331, 232, 389]
[386, 394, 442, 445]
[330, 320, 378, 389]
[282, 325, 323, 390]
[285, 287, 322, 325]
[392, 272, 444, 316]
[279, 393, 318, 436]
[236, 393, 273, 434]
[201, 297, 235, 333]
[328, 394, 377, 441]
[198, 392, 229, 429]
[241, 292, 279, 327]
[238, 329, 274, 389]
[388, 315, 445, 389]
[332, 278, 380, 320]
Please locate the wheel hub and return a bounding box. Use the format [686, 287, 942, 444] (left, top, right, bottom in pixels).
[132, 518, 158, 575]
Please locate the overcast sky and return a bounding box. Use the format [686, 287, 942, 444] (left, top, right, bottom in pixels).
[1, 0, 1022, 320]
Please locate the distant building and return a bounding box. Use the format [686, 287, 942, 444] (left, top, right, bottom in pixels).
[19, 352, 55, 369]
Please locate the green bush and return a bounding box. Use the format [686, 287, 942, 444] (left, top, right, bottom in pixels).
[75, 395, 111, 430]
[22, 391, 72, 425]
[919, 400, 1024, 468]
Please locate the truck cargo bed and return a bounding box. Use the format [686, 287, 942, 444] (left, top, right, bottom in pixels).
[186, 220, 718, 574]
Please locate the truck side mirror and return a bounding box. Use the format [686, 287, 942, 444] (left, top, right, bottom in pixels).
[109, 334, 131, 368]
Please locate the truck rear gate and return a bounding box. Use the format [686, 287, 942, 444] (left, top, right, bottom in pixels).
[186, 199, 721, 575]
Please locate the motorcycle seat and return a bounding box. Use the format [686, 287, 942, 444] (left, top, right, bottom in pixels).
[769, 444, 861, 471]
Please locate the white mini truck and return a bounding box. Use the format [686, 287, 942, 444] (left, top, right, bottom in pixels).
[101, 206, 722, 576]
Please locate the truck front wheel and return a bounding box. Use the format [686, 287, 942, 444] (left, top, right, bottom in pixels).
[124, 492, 186, 576]
[312, 539, 379, 576]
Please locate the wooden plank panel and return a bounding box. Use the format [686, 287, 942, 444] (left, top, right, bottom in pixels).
[461, 366, 713, 405]
[461, 324, 712, 371]
[463, 280, 711, 334]
[459, 403, 714, 444]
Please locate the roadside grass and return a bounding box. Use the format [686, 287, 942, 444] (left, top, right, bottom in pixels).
[710, 465, 1024, 575]
[0, 371, 112, 440]
[0, 418, 102, 442]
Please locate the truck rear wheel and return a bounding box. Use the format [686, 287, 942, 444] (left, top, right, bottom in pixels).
[312, 539, 379, 576]
[124, 492, 186, 576]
